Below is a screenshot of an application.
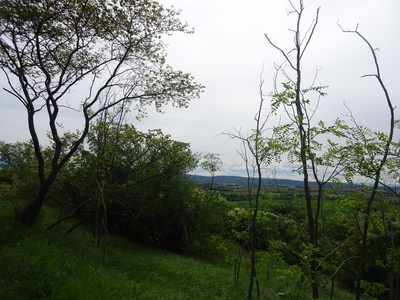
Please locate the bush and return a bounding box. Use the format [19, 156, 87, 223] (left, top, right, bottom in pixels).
[120, 181, 234, 253]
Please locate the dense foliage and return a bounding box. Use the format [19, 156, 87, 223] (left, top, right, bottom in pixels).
[0, 122, 233, 253]
[0, 0, 203, 225]
[2, 131, 400, 298]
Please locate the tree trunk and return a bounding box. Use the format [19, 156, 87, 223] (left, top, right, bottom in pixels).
[16, 172, 58, 227]
[17, 185, 48, 226]
[355, 188, 378, 300]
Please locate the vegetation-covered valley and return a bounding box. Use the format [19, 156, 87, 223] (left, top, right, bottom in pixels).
[1, 140, 400, 299]
[0, 177, 366, 300]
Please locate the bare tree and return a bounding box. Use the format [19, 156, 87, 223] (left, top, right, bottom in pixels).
[265, 1, 322, 298]
[226, 73, 272, 299]
[338, 23, 395, 300]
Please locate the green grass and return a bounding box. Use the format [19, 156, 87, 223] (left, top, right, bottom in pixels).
[0, 201, 354, 299]
[0, 202, 249, 299]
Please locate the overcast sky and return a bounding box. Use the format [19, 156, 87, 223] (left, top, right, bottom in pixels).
[1, 0, 399, 179]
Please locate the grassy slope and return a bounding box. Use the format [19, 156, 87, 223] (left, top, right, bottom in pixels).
[0, 203, 249, 299]
[0, 201, 354, 299]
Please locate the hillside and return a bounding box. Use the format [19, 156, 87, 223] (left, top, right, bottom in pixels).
[0, 203, 249, 299]
[0, 202, 354, 299]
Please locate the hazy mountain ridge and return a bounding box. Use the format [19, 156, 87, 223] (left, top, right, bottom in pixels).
[189, 175, 306, 187]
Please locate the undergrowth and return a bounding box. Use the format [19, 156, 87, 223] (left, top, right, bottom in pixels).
[0, 202, 249, 299]
[0, 201, 354, 299]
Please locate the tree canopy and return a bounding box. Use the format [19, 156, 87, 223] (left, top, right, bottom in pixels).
[0, 0, 203, 225]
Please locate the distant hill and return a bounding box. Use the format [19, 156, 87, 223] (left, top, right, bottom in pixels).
[188, 175, 360, 189]
[188, 175, 306, 187]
